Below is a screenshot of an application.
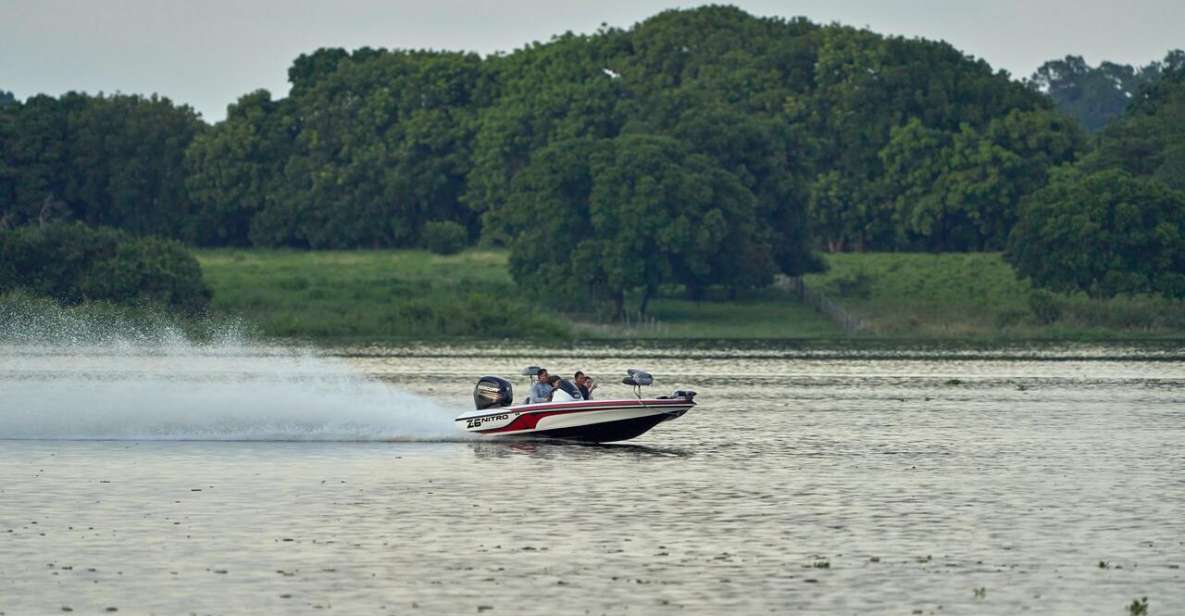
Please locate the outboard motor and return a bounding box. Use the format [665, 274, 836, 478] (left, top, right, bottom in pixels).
[474, 376, 513, 410]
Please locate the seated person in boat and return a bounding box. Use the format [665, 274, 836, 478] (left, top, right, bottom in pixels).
[527, 368, 553, 404]
[574, 371, 595, 400]
[548, 374, 584, 402]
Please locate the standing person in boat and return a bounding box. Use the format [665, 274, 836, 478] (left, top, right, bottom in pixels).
[574, 371, 596, 400]
[527, 368, 554, 404]
[548, 375, 584, 402]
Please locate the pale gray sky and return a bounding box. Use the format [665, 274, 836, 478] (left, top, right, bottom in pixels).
[2, 0, 1182, 121]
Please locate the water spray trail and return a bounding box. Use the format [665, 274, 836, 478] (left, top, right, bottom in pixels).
[0, 304, 462, 441]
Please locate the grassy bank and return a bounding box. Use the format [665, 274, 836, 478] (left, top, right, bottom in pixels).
[197, 250, 568, 340]
[193, 249, 1183, 342]
[196, 249, 840, 341]
[804, 252, 1185, 338]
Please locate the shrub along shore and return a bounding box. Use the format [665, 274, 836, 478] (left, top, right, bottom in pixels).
[188, 250, 1185, 342]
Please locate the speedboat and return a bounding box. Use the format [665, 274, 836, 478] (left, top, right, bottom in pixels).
[455, 369, 695, 443]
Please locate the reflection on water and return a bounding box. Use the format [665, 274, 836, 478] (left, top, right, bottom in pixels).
[2, 342, 1184, 615]
[469, 440, 693, 460]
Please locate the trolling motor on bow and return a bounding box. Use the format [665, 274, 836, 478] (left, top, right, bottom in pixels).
[622, 368, 696, 402]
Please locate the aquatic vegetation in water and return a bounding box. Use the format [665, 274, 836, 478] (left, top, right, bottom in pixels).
[1128, 597, 1149, 615]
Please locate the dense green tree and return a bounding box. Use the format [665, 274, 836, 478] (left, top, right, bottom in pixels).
[504, 138, 603, 306]
[669, 105, 816, 278]
[65, 94, 206, 238]
[808, 170, 870, 252]
[471, 7, 1050, 260]
[590, 134, 769, 313]
[0, 93, 204, 238]
[250, 49, 487, 248]
[0, 100, 19, 227]
[1080, 62, 1185, 182]
[184, 90, 296, 246]
[1007, 169, 1185, 299]
[0, 223, 212, 312]
[506, 134, 769, 316]
[466, 31, 630, 242]
[1005, 57, 1185, 301]
[805, 26, 1050, 250]
[0, 94, 71, 229]
[880, 119, 951, 248]
[881, 110, 1082, 251]
[0, 90, 15, 109]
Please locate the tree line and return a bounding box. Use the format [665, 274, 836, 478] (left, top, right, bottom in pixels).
[1027, 51, 1184, 133]
[2, 6, 1183, 314]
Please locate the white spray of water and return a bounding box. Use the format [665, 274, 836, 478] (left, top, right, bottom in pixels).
[0, 304, 464, 441]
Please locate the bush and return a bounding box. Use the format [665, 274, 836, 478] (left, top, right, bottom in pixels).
[0, 223, 212, 313]
[422, 221, 469, 255]
[1028, 290, 1063, 324]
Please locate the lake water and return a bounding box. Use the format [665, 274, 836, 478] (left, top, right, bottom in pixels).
[2, 339, 1184, 615]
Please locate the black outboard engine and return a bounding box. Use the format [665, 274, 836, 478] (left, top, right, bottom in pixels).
[474, 376, 513, 410]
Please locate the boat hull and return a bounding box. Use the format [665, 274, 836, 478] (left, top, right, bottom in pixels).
[454, 398, 693, 443]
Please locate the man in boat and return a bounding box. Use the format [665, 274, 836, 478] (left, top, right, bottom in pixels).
[574, 371, 595, 400]
[527, 368, 554, 404]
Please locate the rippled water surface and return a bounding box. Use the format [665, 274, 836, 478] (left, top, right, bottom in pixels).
[2, 341, 1184, 615]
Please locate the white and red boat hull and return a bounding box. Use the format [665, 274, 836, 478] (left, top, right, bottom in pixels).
[455, 398, 693, 443]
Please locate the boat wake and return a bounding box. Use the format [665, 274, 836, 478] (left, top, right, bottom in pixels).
[0, 308, 461, 442]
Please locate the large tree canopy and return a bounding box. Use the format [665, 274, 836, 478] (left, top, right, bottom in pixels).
[881, 110, 1083, 251]
[0, 93, 205, 237]
[1008, 67, 1185, 300]
[505, 134, 770, 316]
[1007, 169, 1185, 299]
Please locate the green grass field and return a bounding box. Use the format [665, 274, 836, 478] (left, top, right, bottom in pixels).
[804, 252, 1185, 338]
[196, 249, 568, 341]
[197, 249, 839, 341]
[194, 249, 1184, 342]
[573, 293, 841, 339]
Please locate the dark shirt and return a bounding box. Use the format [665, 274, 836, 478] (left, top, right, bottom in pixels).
[577, 384, 591, 400]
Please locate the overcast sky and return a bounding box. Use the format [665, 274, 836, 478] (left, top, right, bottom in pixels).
[2, 0, 1182, 121]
